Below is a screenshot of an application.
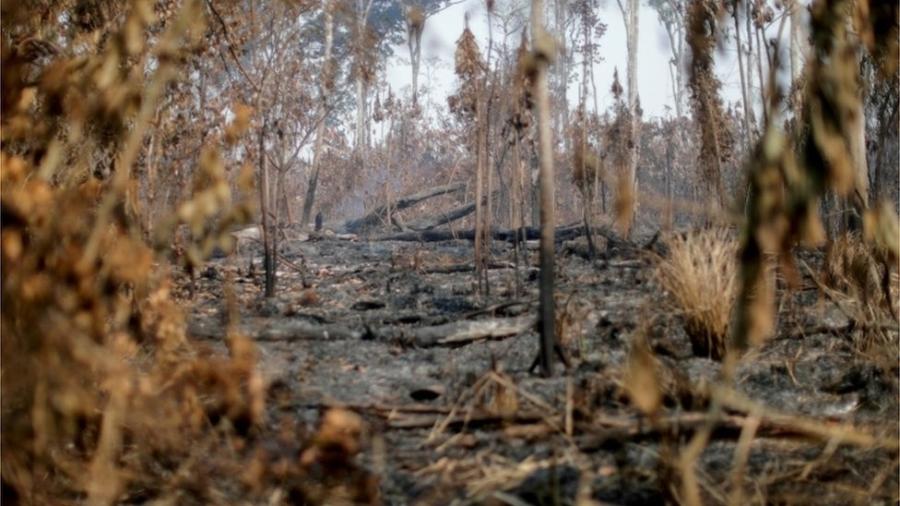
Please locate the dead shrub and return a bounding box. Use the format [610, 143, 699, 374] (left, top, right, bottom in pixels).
[654, 228, 739, 360]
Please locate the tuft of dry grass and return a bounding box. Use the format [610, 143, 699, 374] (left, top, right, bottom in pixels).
[824, 234, 883, 305]
[654, 228, 739, 360]
[822, 232, 899, 353]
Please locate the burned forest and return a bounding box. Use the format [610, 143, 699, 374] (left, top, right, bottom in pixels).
[2, 0, 900, 504]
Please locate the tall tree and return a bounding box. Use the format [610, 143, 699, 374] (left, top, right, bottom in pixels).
[617, 0, 640, 235]
[403, 0, 459, 105]
[406, 5, 426, 105]
[303, 0, 336, 228]
[352, 0, 377, 164]
[450, 24, 490, 291]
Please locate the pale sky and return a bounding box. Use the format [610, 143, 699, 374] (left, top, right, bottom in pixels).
[385, 0, 789, 119]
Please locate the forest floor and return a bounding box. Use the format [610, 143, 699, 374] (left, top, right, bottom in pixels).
[181, 229, 899, 506]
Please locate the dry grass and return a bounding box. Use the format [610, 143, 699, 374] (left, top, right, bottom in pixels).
[654, 228, 739, 360]
[824, 233, 897, 310]
[822, 232, 899, 353]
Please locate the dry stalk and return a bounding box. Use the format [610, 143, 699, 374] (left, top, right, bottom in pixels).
[726, 409, 761, 506]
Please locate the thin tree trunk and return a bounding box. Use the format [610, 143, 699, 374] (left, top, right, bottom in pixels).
[480, 8, 496, 296]
[848, 78, 869, 227]
[531, 0, 558, 377]
[580, 18, 596, 256]
[661, 17, 685, 118]
[669, 62, 681, 119]
[512, 133, 523, 296]
[474, 94, 487, 294]
[620, 0, 640, 237]
[665, 132, 673, 230]
[281, 172, 294, 226]
[356, 77, 366, 152]
[353, 0, 371, 160]
[259, 125, 275, 298]
[484, 118, 493, 293]
[745, 2, 758, 124]
[272, 167, 281, 278]
[589, 59, 606, 213]
[531, 151, 541, 228]
[733, 0, 752, 151]
[754, 22, 768, 124]
[555, 0, 569, 153]
[407, 8, 424, 105]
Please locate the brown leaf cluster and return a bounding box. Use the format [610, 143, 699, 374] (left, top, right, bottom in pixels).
[448, 27, 485, 120]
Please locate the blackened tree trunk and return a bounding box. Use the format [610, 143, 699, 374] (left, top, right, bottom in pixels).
[258, 125, 275, 298]
[531, 0, 558, 377]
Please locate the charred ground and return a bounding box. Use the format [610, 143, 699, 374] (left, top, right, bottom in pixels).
[180, 230, 899, 505]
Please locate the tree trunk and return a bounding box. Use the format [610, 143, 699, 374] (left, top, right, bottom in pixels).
[258, 126, 275, 298]
[280, 171, 294, 226]
[407, 11, 424, 105]
[665, 133, 673, 230]
[847, 76, 869, 229]
[474, 93, 487, 294]
[512, 134, 524, 295]
[745, 2, 758, 125]
[733, 0, 752, 151]
[754, 22, 767, 124]
[353, 6, 369, 166]
[555, 0, 569, 152]
[660, 13, 686, 119]
[356, 77, 366, 152]
[531, 0, 558, 377]
[406, 195, 492, 231]
[302, 1, 333, 228]
[589, 59, 606, 213]
[622, 0, 640, 237]
[530, 151, 541, 228]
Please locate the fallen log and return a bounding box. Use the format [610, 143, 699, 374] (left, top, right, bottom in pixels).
[255, 320, 364, 341]
[342, 182, 466, 233]
[404, 315, 536, 347]
[420, 261, 527, 274]
[371, 223, 625, 246]
[247, 315, 536, 347]
[407, 191, 500, 231]
[408, 201, 477, 231]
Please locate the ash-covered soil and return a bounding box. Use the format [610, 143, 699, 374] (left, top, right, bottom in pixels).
[183, 231, 899, 506]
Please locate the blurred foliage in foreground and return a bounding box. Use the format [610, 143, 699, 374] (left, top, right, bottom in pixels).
[1, 2, 374, 504]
